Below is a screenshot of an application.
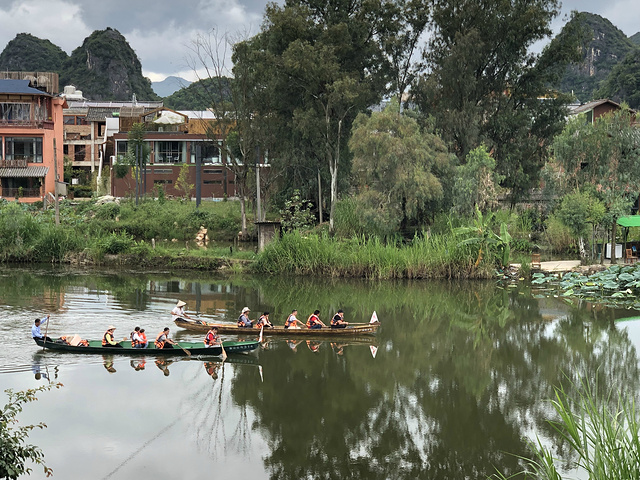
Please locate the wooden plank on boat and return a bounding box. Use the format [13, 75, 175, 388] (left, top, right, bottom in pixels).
[174, 318, 380, 336]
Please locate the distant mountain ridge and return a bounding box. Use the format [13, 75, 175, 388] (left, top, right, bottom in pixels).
[555, 12, 637, 102]
[153, 76, 192, 97]
[0, 29, 158, 101]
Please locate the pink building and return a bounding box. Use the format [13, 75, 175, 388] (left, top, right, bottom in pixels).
[0, 79, 66, 203]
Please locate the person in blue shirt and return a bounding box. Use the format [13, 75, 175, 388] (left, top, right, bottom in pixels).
[31, 315, 53, 342]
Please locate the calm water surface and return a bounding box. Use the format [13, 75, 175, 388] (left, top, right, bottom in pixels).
[1, 266, 640, 480]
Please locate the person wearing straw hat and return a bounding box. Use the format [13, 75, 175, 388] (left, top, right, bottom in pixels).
[171, 300, 193, 321]
[102, 326, 123, 348]
[237, 307, 254, 328]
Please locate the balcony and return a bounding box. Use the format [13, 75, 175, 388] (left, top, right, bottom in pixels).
[1, 187, 41, 198]
[0, 158, 28, 168]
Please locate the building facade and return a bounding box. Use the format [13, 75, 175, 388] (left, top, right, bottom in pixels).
[0, 79, 66, 203]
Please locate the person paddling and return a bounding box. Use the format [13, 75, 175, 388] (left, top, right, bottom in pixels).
[171, 300, 193, 321]
[102, 326, 123, 348]
[330, 309, 349, 329]
[31, 315, 53, 342]
[256, 312, 273, 328]
[306, 310, 325, 329]
[204, 326, 221, 347]
[285, 309, 303, 329]
[154, 327, 177, 349]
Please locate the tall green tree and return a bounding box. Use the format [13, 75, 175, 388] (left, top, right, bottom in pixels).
[349, 101, 453, 234]
[552, 109, 640, 263]
[413, 1, 581, 202]
[452, 144, 503, 217]
[241, 0, 391, 231]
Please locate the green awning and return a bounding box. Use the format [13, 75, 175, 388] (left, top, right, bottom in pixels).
[617, 216, 640, 228]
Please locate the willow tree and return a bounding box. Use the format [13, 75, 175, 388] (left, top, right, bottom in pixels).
[349, 102, 453, 235]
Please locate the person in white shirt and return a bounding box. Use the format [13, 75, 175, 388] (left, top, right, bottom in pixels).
[171, 300, 193, 321]
[31, 315, 52, 342]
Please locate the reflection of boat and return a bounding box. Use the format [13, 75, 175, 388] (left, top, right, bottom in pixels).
[34, 337, 259, 356]
[175, 318, 380, 336]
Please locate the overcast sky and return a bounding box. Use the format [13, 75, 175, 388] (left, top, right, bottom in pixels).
[0, 0, 638, 83]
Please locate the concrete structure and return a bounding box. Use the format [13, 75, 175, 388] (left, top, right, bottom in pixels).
[0, 79, 66, 203]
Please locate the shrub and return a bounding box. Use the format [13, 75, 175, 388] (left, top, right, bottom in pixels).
[95, 232, 133, 255]
[94, 202, 120, 221]
[33, 225, 81, 262]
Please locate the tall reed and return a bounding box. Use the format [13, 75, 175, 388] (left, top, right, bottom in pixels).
[492, 375, 640, 480]
[253, 231, 493, 279]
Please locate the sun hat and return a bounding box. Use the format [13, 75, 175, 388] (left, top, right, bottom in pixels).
[107, 325, 116, 330]
[242, 307, 250, 313]
[176, 300, 186, 307]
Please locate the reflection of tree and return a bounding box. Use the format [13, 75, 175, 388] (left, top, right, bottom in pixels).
[6, 268, 640, 478]
[182, 361, 255, 460]
[226, 280, 640, 479]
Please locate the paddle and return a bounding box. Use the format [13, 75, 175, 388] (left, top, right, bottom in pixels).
[174, 341, 192, 356]
[42, 314, 51, 351]
[220, 340, 227, 361]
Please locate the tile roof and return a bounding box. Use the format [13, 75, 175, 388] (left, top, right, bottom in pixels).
[0, 166, 50, 177]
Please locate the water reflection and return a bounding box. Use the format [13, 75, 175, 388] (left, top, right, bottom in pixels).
[2, 267, 640, 479]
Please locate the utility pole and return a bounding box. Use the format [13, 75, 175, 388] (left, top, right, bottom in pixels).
[255, 146, 262, 221]
[195, 144, 202, 208]
[53, 138, 59, 225]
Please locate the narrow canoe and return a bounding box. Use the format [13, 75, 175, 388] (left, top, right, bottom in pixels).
[175, 318, 380, 336]
[34, 337, 259, 356]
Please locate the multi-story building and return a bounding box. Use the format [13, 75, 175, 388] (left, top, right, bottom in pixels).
[0, 78, 66, 203]
[111, 107, 237, 199]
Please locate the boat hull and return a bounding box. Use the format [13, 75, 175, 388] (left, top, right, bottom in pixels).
[175, 318, 380, 336]
[34, 337, 259, 356]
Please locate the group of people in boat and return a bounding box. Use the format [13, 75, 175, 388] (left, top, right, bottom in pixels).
[236, 306, 349, 329]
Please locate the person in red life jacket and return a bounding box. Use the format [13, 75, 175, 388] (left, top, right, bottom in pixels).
[130, 326, 146, 348]
[306, 310, 325, 329]
[330, 309, 349, 329]
[256, 312, 273, 328]
[285, 309, 303, 329]
[237, 307, 253, 328]
[154, 327, 176, 349]
[102, 326, 123, 348]
[204, 326, 220, 347]
[138, 328, 148, 348]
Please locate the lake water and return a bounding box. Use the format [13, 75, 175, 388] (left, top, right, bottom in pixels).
[2, 266, 640, 480]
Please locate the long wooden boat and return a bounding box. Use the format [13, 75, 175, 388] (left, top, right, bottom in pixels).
[34, 337, 259, 356]
[175, 318, 380, 336]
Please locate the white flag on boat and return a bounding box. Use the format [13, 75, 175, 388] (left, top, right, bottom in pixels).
[370, 311, 379, 324]
[370, 345, 378, 358]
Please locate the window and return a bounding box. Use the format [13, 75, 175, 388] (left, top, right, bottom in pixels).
[155, 141, 183, 163]
[191, 141, 221, 164]
[203, 169, 223, 174]
[203, 180, 222, 184]
[154, 179, 172, 184]
[153, 169, 173, 174]
[5, 137, 43, 163]
[0, 103, 31, 123]
[74, 145, 86, 163]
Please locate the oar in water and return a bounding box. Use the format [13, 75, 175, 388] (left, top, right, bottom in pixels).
[174, 341, 192, 356]
[220, 340, 227, 361]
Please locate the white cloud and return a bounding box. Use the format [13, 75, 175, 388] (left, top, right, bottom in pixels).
[0, 0, 91, 53]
